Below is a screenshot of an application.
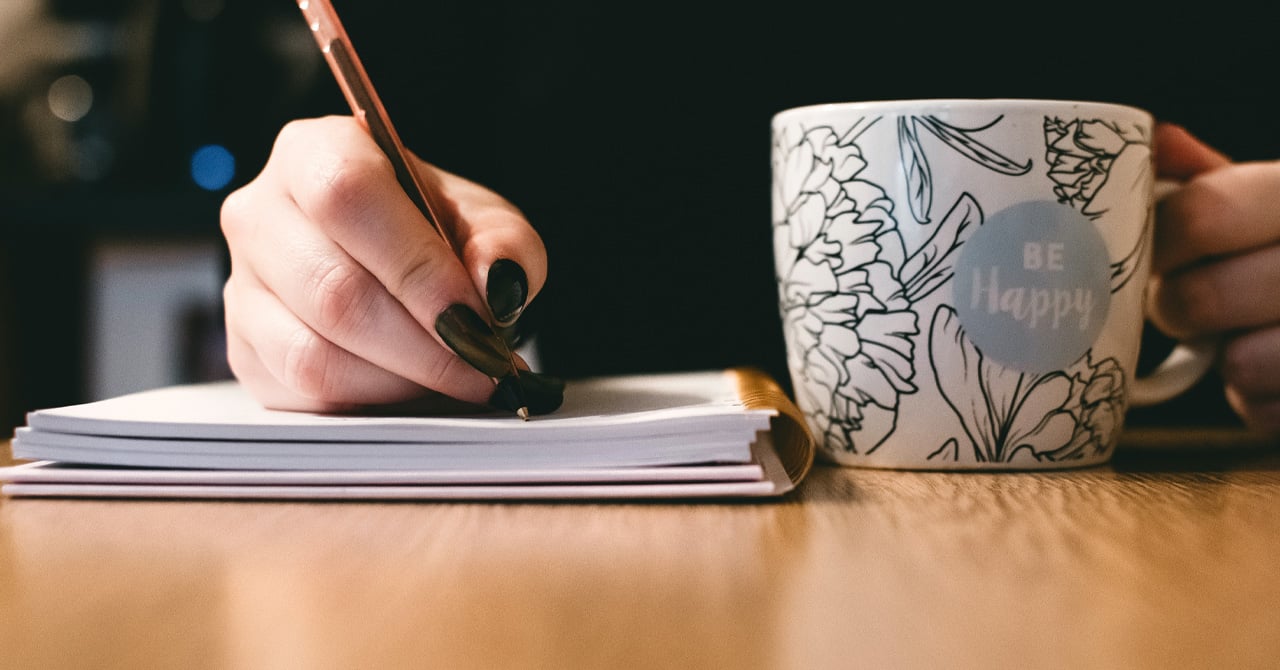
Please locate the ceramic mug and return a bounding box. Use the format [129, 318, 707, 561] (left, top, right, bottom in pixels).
[770, 99, 1214, 469]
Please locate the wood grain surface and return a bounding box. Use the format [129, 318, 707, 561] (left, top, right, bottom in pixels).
[1, 429, 1277, 669]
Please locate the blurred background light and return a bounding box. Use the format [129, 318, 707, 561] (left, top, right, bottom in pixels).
[190, 143, 234, 191]
[47, 73, 93, 122]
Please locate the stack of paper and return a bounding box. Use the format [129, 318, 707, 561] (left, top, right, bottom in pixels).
[1, 369, 814, 500]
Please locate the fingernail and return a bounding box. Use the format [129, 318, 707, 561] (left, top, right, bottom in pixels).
[435, 304, 512, 378]
[489, 370, 566, 416]
[486, 259, 528, 327]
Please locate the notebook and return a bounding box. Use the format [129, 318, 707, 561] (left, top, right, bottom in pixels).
[1, 368, 815, 500]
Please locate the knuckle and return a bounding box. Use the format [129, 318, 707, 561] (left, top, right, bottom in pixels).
[277, 117, 311, 139]
[303, 260, 379, 337]
[296, 144, 391, 229]
[389, 250, 447, 300]
[281, 327, 344, 401]
[422, 346, 465, 387]
[275, 117, 332, 154]
[279, 116, 353, 142]
[274, 119, 306, 150]
[1174, 173, 1240, 242]
[1165, 271, 1225, 334]
[414, 347, 476, 396]
[219, 185, 255, 242]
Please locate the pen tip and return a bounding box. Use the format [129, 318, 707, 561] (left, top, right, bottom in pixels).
[517, 406, 530, 421]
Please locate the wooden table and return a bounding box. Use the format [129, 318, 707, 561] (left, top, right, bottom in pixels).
[1, 429, 1277, 669]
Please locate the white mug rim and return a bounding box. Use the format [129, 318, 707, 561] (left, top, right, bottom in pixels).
[772, 98, 1153, 126]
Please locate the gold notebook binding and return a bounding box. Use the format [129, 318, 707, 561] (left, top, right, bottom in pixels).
[728, 368, 815, 484]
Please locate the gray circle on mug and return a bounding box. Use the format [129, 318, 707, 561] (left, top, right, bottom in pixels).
[953, 200, 1111, 374]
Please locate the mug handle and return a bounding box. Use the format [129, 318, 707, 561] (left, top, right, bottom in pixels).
[1128, 337, 1217, 406]
[1128, 179, 1218, 407]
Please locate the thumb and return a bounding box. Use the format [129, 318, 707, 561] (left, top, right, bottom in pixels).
[1154, 122, 1232, 181]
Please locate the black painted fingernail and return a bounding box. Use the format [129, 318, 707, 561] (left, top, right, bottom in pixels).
[435, 304, 512, 378]
[489, 370, 565, 416]
[486, 259, 528, 327]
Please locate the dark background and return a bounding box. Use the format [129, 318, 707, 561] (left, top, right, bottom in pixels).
[1, 0, 1277, 430]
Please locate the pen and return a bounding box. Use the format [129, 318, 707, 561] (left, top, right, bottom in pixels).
[296, 0, 530, 420]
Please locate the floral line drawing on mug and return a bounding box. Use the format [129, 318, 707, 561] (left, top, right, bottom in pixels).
[1043, 117, 1153, 292]
[771, 102, 1176, 467]
[917, 116, 1150, 465]
[772, 118, 983, 454]
[897, 115, 1033, 225]
[926, 306, 1126, 465]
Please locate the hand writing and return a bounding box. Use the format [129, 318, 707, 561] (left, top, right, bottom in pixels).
[221, 116, 548, 412]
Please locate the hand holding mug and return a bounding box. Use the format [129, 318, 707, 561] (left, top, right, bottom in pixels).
[1149, 123, 1280, 433]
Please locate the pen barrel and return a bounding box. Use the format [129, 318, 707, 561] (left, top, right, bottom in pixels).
[296, 0, 452, 250]
[326, 39, 451, 249]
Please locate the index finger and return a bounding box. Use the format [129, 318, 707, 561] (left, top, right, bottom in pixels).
[419, 161, 548, 328]
[1154, 161, 1280, 274]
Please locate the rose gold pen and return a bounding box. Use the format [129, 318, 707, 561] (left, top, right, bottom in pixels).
[296, 0, 530, 420]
